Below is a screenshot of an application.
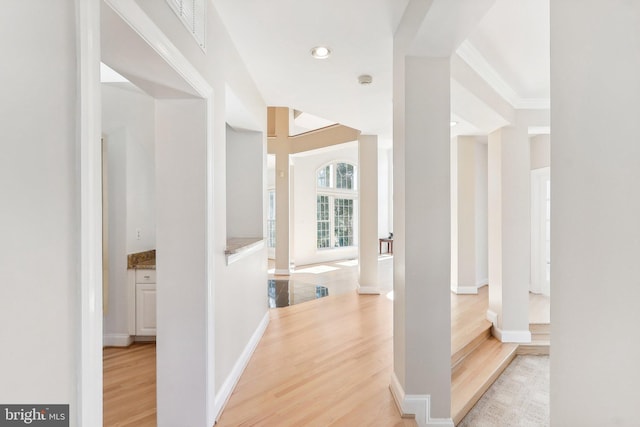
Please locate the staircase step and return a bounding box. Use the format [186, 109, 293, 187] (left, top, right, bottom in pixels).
[530, 323, 551, 341]
[517, 341, 550, 355]
[451, 337, 517, 425]
[451, 320, 493, 370]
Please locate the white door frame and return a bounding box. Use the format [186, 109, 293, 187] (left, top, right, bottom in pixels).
[79, 0, 214, 424]
[530, 167, 550, 295]
[77, 0, 103, 425]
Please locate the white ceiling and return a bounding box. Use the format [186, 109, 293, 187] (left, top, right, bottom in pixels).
[213, 0, 550, 146]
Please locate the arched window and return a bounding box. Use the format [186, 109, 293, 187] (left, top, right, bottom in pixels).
[316, 162, 357, 249]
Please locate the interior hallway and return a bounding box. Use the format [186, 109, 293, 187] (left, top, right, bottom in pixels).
[103, 255, 549, 426]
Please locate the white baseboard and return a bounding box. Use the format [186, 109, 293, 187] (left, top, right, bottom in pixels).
[213, 311, 270, 421]
[103, 333, 133, 347]
[476, 279, 488, 288]
[390, 373, 454, 427]
[357, 286, 381, 295]
[134, 336, 156, 343]
[493, 328, 532, 343]
[451, 285, 478, 295]
[486, 309, 498, 326]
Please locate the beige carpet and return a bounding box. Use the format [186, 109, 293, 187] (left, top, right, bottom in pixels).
[458, 355, 549, 427]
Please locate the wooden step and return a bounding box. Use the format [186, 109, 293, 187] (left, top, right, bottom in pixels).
[451, 319, 492, 370]
[530, 323, 551, 341]
[451, 337, 518, 425]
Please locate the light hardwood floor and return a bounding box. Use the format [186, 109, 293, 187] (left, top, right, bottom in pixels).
[104, 343, 156, 426]
[103, 256, 549, 426]
[216, 291, 415, 426]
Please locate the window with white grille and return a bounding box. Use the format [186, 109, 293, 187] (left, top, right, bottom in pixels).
[316, 162, 357, 249]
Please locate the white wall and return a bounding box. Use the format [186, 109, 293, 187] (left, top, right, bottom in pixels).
[131, 3, 268, 424]
[0, 1, 78, 422]
[226, 125, 264, 238]
[475, 141, 488, 285]
[155, 99, 209, 426]
[551, 1, 640, 425]
[102, 83, 156, 339]
[530, 134, 550, 170]
[378, 147, 393, 237]
[291, 144, 358, 266]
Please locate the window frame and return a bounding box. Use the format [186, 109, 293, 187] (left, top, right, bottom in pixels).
[267, 189, 276, 248]
[315, 161, 358, 250]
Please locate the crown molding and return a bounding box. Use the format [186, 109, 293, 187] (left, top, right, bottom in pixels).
[456, 40, 550, 111]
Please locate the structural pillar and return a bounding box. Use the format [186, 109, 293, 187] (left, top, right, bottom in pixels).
[451, 136, 484, 294]
[487, 119, 531, 343]
[391, 55, 452, 425]
[357, 134, 379, 294]
[271, 107, 292, 275]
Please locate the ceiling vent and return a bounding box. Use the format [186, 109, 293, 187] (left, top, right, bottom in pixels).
[358, 74, 373, 85]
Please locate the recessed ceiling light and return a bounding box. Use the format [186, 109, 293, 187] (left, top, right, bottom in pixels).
[311, 46, 331, 59]
[450, 121, 458, 127]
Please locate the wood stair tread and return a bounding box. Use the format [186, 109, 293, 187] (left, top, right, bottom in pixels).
[451, 337, 517, 425]
[451, 319, 492, 367]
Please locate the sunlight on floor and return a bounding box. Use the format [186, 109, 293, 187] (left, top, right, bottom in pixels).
[386, 290, 394, 301]
[336, 259, 358, 267]
[293, 265, 340, 274]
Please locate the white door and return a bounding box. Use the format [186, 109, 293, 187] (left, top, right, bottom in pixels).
[531, 168, 551, 296]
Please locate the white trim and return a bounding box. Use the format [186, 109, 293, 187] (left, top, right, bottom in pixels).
[486, 309, 498, 326]
[357, 286, 381, 295]
[104, 0, 213, 98]
[451, 285, 478, 295]
[475, 279, 488, 288]
[103, 334, 134, 347]
[205, 95, 217, 427]
[77, 0, 103, 425]
[456, 40, 550, 111]
[274, 268, 291, 275]
[528, 126, 551, 135]
[492, 327, 532, 344]
[213, 311, 270, 421]
[456, 40, 519, 107]
[225, 240, 265, 265]
[389, 373, 454, 427]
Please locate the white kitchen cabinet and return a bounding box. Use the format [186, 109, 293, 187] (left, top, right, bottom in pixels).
[135, 282, 156, 336]
[129, 268, 156, 337]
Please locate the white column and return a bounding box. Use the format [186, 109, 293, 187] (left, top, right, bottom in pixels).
[451, 136, 480, 294]
[487, 121, 531, 343]
[392, 56, 452, 423]
[273, 107, 291, 275]
[551, 1, 640, 424]
[156, 99, 211, 426]
[358, 135, 380, 294]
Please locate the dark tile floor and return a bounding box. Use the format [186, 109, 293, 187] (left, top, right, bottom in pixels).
[268, 279, 329, 308]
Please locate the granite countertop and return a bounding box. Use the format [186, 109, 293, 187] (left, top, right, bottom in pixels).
[127, 249, 156, 269]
